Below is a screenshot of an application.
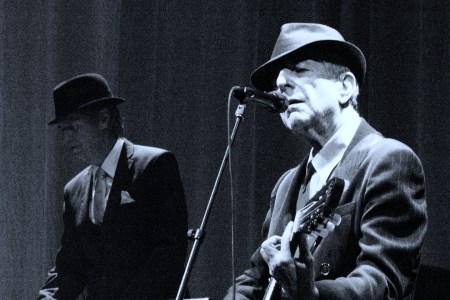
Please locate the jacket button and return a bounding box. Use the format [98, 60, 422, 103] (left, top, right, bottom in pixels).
[320, 262, 331, 276]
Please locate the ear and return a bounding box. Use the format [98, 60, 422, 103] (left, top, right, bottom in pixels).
[97, 107, 110, 130]
[338, 72, 357, 105]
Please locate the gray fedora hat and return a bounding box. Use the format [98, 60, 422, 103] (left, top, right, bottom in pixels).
[251, 23, 366, 92]
[49, 73, 125, 125]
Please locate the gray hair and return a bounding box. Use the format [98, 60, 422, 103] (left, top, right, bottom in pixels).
[321, 61, 360, 110]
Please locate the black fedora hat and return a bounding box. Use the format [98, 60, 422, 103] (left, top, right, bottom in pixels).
[251, 23, 366, 92]
[48, 73, 125, 125]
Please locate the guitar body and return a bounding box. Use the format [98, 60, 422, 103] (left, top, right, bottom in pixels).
[261, 177, 344, 300]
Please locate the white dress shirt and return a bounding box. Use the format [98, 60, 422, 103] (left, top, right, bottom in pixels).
[89, 138, 125, 224]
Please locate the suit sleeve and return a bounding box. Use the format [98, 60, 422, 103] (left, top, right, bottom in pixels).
[120, 151, 188, 298]
[224, 170, 292, 300]
[315, 144, 427, 299]
[38, 190, 87, 300]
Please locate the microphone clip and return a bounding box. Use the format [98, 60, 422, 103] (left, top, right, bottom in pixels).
[232, 86, 288, 113]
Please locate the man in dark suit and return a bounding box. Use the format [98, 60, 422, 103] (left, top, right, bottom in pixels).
[224, 23, 427, 299]
[38, 73, 188, 299]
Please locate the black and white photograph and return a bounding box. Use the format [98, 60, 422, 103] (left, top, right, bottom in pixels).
[0, 1, 448, 299]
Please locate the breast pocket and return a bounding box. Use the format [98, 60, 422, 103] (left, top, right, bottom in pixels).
[334, 201, 357, 217]
[110, 190, 140, 228]
[313, 201, 357, 279]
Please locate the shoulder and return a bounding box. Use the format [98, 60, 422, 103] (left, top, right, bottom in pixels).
[280, 165, 300, 182]
[271, 164, 301, 196]
[355, 120, 420, 161]
[368, 136, 422, 164]
[64, 166, 91, 192]
[125, 140, 178, 170]
[356, 136, 425, 187]
[125, 139, 172, 159]
[123, 138, 164, 153]
[134, 144, 170, 161]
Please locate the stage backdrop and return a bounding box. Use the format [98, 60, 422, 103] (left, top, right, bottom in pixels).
[0, 1, 448, 299]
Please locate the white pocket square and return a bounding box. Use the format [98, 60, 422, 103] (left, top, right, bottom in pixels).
[120, 190, 136, 204]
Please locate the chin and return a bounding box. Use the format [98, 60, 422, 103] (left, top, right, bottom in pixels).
[288, 117, 309, 130]
[287, 123, 305, 136]
[74, 154, 89, 164]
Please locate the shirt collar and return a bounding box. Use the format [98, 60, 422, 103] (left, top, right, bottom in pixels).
[100, 138, 125, 179]
[309, 109, 361, 183]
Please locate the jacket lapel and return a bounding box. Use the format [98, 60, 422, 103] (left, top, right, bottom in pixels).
[70, 166, 95, 226]
[102, 139, 134, 226]
[268, 157, 308, 237]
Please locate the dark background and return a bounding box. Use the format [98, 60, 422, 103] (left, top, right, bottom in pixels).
[0, 1, 449, 299]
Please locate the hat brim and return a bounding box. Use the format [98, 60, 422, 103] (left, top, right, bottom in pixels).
[48, 97, 125, 125]
[250, 40, 366, 92]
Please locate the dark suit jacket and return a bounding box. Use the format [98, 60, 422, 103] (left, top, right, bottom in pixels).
[224, 119, 427, 300]
[39, 139, 188, 299]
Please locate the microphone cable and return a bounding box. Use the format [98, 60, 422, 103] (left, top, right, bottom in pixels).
[227, 87, 236, 300]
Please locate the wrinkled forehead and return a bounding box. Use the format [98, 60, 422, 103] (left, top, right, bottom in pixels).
[281, 59, 332, 78]
[293, 59, 327, 70]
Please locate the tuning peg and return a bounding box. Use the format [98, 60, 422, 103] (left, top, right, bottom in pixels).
[331, 214, 342, 226]
[319, 228, 330, 237]
[325, 221, 335, 232]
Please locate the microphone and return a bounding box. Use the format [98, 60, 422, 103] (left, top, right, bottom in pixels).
[232, 86, 288, 113]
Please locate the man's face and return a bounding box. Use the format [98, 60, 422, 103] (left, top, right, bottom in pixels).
[57, 112, 102, 164]
[275, 59, 342, 137]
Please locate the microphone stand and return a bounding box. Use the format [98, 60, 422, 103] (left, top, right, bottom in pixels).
[175, 101, 247, 300]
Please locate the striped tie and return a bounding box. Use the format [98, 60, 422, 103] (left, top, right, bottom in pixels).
[91, 167, 108, 224]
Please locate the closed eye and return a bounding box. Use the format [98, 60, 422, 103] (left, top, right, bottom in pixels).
[285, 63, 309, 74]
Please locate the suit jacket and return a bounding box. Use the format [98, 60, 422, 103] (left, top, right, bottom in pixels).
[39, 139, 188, 299]
[224, 119, 427, 300]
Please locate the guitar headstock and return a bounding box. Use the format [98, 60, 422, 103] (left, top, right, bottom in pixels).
[291, 177, 344, 244]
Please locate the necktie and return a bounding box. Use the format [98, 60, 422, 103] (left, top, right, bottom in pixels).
[297, 162, 316, 211]
[91, 167, 108, 224]
[303, 162, 316, 192]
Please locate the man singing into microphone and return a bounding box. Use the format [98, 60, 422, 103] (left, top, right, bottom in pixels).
[224, 23, 427, 299]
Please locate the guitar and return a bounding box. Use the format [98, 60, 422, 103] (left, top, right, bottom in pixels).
[262, 177, 345, 300]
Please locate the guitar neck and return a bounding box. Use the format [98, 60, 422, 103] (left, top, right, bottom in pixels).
[262, 277, 280, 300]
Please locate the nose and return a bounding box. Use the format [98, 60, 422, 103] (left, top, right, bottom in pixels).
[276, 68, 294, 94]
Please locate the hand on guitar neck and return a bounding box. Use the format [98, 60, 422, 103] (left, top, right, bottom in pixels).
[259, 177, 344, 300]
[260, 220, 319, 300]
